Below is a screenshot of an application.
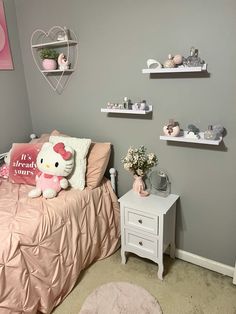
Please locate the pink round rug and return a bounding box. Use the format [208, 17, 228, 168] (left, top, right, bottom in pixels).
[79, 282, 162, 314]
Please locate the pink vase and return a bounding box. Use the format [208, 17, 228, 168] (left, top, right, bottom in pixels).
[42, 59, 57, 70]
[132, 175, 149, 197]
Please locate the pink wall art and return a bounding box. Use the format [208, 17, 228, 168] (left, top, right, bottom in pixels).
[0, 0, 13, 70]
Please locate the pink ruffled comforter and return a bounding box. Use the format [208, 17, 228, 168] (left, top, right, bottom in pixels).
[0, 178, 120, 313]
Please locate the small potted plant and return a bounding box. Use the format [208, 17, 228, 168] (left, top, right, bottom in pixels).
[39, 48, 59, 70]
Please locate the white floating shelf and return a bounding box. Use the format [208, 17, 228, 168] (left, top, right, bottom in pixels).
[160, 131, 222, 146]
[31, 40, 78, 49]
[101, 105, 152, 115]
[142, 64, 207, 74]
[41, 69, 74, 73]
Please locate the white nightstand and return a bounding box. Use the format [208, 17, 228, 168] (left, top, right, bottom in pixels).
[118, 190, 179, 280]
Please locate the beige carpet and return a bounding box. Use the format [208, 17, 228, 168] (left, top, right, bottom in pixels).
[79, 281, 162, 314]
[53, 249, 236, 314]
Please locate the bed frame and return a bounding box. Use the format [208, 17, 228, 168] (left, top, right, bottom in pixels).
[0, 133, 117, 192]
[109, 168, 117, 192]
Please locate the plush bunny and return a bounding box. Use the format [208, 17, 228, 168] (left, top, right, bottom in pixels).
[28, 142, 74, 199]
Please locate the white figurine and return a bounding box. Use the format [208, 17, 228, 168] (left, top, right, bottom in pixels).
[57, 53, 70, 71]
[57, 27, 70, 41]
[146, 59, 162, 69]
[185, 131, 200, 139]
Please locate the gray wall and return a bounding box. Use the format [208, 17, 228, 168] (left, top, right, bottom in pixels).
[0, 0, 32, 152]
[15, 0, 236, 266]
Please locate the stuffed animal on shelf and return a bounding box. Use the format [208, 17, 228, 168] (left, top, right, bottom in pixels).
[28, 142, 74, 199]
[57, 53, 70, 71]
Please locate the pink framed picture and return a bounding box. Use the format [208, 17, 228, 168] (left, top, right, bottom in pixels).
[0, 0, 13, 70]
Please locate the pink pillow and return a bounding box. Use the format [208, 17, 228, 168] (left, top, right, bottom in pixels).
[9, 143, 43, 185]
[30, 130, 61, 144]
[86, 142, 111, 189]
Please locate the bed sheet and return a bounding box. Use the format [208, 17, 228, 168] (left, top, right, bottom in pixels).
[0, 178, 120, 313]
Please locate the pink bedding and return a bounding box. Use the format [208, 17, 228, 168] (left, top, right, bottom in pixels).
[0, 178, 120, 313]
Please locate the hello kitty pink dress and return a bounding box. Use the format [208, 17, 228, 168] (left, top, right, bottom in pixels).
[36, 172, 63, 193]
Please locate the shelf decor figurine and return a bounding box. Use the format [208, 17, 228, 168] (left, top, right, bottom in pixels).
[57, 53, 70, 71]
[163, 119, 180, 137]
[186, 124, 200, 139]
[121, 146, 158, 197]
[163, 53, 183, 68]
[40, 48, 59, 70]
[57, 27, 70, 41]
[163, 54, 176, 68]
[183, 47, 205, 67]
[132, 100, 147, 110]
[173, 54, 183, 66]
[123, 97, 130, 109]
[146, 58, 162, 69]
[204, 124, 224, 140]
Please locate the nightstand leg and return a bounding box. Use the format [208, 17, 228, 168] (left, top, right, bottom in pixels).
[170, 242, 176, 259]
[157, 263, 163, 280]
[121, 249, 127, 264]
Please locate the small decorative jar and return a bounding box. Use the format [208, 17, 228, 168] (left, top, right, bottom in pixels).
[204, 125, 217, 140]
[132, 103, 139, 110]
[139, 100, 146, 110]
[163, 119, 180, 137]
[183, 47, 204, 67]
[123, 97, 132, 110]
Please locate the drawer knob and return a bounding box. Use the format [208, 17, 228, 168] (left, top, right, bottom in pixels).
[138, 219, 143, 224]
[139, 241, 143, 246]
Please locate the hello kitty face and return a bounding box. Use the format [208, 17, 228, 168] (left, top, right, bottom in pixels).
[36, 142, 74, 177]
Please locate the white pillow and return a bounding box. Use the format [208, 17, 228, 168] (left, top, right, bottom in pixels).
[49, 136, 91, 190]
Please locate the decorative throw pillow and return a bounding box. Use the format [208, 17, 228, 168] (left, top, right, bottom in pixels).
[49, 135, 91, 190]
[86, 142, 111, 189]
[30, 129, 61, 144]
[9, 143, 43, 185]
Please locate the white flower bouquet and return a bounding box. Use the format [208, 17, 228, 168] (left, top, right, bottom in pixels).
[121, 145, 158, 177]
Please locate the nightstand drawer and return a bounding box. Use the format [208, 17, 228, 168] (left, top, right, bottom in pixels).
[125, 229, 158, 257]
[124, 207, 158, 235]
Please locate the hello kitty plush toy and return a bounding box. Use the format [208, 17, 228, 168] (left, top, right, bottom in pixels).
[28, 142, 74, 199]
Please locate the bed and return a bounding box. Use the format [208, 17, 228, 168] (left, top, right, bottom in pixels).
[0, 132, 120, 314]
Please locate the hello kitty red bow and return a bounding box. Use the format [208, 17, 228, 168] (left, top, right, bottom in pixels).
[53, 142, 72, 160]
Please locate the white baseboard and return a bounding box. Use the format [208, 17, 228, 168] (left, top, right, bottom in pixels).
[175, 249, 235, 279]
[233, 262, 236, 284]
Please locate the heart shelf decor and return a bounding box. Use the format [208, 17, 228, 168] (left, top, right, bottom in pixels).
[30, 26, 78, 94]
